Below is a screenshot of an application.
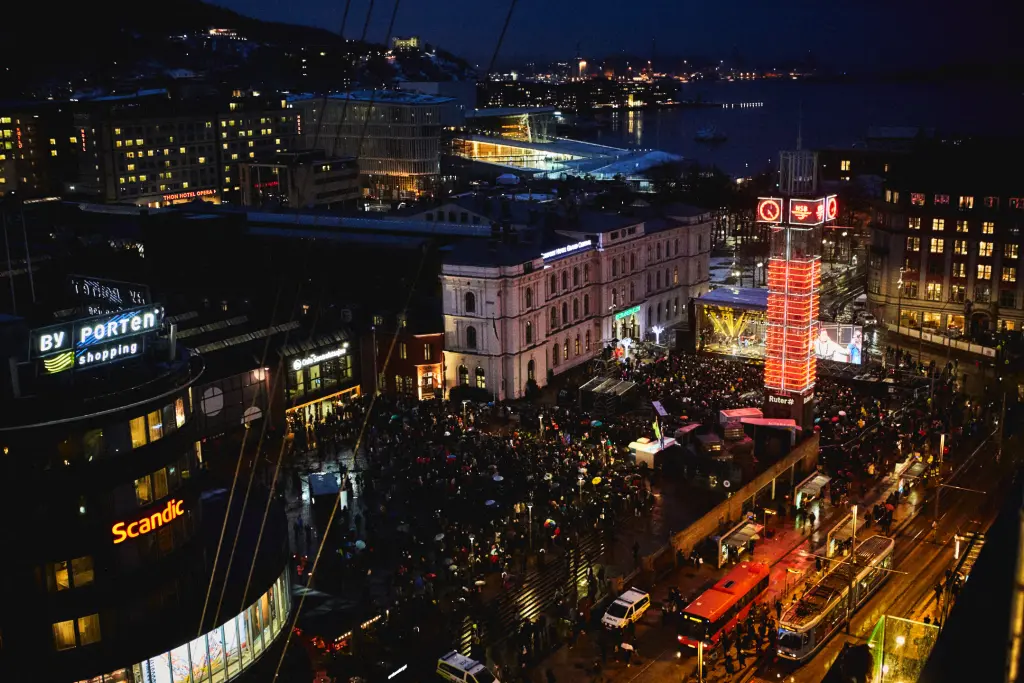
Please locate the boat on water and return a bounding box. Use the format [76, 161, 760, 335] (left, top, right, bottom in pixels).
[694, 125, 727, 142]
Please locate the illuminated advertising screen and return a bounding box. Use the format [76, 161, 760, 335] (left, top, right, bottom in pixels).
[756, 197, 784, 223]
[789, 198, 825, 225]
[814, 323, 862, 364]
[68, 275, 151, 316]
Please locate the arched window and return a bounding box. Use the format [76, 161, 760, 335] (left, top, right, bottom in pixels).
[575, 335, 581, 356]
[550, 273, 557, 295]
[629, 282, 635, 301]
[666, 268, 670, 287]
[475, 367, 486, 389]
[583, 264, 590, 283]
[665, 240, 670, 258]
[585, 330, 591, 351]
[647, 306, 652, 324]
[674, 238, 679, 255]
[527, 359, 535, 381]
[561, 302, 568, 325]
[552, 343, 560, 366]
[525, 321, 533, 344]
[573, 267, 580, 287]
[550, 307, 558, 328]
[673, 267, 679, 285]
[656, 271, 662, 289]
[657, 303, 662, 322]
[525, 287, 533, 309]
[561, 271, 568, 290]
[583, 294, 590, 315]
[466, 325, 477, 349]
[573, 298, 580, 319]
[465, 291, 476, 313]
[647, 273, 652, 292]
[674, 297, 679, 315]
[563, 340, 569, 360]
[620, 255, 626, 275]
[611, 288, 618, 306]
[612, 259, 618, 277]
[458, 365, 469, 385]
[630, 253, 636, 271]
[656, 243, 662, 259]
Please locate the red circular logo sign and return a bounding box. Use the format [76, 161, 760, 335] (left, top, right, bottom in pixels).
[826, 196, 838, 221]
[758, 198, 782, 222]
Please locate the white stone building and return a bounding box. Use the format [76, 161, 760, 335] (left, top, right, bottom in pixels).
[441, 206, 712, 400]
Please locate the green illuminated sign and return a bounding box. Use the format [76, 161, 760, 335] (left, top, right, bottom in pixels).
[614, 305, 641, 321]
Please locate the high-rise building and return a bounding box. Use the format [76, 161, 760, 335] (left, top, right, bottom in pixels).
[0, 109, 76, 199]
[238, 152, 359, 209]
[289, 91, 454, 200]
[867, 140, 1024, 337]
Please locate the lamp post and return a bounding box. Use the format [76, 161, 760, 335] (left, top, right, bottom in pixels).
[468, 533, 475, 569]
[846, 504, 857, 633]
[756, 261, 764, 287]
[651, 325, 664, 345]
[527, 502, 533, 550]
[620, 337, 634, 360]
[895, 267, 905, 368]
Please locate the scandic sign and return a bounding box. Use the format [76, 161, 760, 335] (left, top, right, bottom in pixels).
[112, 499, 185, 544]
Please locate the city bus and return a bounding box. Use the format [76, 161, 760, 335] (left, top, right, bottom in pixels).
[677, 560, 770, 651]
[776, 535, 895, 662]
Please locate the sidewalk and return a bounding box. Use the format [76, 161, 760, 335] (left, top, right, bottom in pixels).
[528, 470, 926, 683]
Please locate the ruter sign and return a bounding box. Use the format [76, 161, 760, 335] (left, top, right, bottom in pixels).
[30, 305, 164, 372]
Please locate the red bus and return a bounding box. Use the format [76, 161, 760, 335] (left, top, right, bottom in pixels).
[677, 560, 770, 651]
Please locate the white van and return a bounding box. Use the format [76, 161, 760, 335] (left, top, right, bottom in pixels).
[437, 651, 499, 683]
[601, 587, 652, 629]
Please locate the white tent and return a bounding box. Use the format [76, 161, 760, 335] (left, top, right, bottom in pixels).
[496, 173, 520, 186]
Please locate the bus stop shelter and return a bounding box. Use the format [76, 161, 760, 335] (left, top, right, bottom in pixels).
[794, 471, 831, 508]
[824, 511, 855, 558]
[715, 516, 764, 568]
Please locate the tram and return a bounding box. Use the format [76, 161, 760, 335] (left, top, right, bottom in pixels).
[677, 560, 770, 652]
[776, 535, 895, 662]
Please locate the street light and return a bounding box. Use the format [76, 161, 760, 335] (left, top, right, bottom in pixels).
[527, 502, 534, 550]
[620, 337, 634, 360]
[895, 267, 905, 366]
[651, 325, 664, 345]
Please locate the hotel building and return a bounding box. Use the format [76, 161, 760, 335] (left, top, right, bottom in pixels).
[441, 205, 712, 399]
[72, 92, 297, 208]
[0, 306, 291, 683]
[238, 152, 359, 209]
[867, 142, 1024, 336]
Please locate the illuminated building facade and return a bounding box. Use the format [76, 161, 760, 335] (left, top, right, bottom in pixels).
[440, 206, 711, 399]
[289, 90, 454, 200]
[760, 151, 833, 427]
[0, 109, 75, 198]
[239, 152, 359, 209]
[0, 306, 291, 682]
[72, 92, 296, 208]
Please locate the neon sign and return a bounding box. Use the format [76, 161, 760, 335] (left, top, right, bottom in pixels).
[162, 188, 217, 202]
[541, 240, 592, 260]
[788, 198, 825, 225]
[30, 305, 164, 372]
[254, 180, 280, 189]
[112, 499, 185, 544]
[614, 305, 641, 321]
[292, 346, 347, 371]
[825, 195, 838, 221]
[756, 198, 783, 223]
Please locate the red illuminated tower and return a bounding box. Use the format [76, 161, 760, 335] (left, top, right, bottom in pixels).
[758, 151, 838, 428]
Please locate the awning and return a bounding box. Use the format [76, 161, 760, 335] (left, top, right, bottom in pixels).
[723, 520, 764, 548]
[797, 472, 831, 498]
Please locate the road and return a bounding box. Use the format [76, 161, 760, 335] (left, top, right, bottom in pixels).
[752, 433, 1012, 683]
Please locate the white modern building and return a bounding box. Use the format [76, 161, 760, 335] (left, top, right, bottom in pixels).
[441, 206, 712, 400]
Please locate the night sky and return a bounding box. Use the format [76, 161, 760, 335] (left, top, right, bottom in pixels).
[212, 0, 1011, 70]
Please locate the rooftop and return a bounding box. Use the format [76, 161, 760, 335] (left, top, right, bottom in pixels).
[466, 106, 557, 119]
[696, 287, 768, 311]
[288, 89, 455, 105]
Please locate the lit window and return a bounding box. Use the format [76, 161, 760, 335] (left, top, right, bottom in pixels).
[980, 242, 994, 257]
[126, 163, 135, 171]
[50, 149, 57, 157]
[175, 398, 186, 428]
[179, 147, 186, 154]
[926, 282, 942, 301]
[906, 237, 920, 252]
[198, 156, 206, 164]
[78, 614, 101, 646]
[983, 221, 995, 234]
[954, 240, 968, 255]
[113, 127, 121, 135]
[248, 152, 254, 158]
[134, 475, 152, 505]
[115, 140, 122, 148]
[959, 196, 974, 209]
[934, 194, 949, 205]
[952, 262, 966, 278]
[53, 620, 76, 650]
[956, 220, 968, 233]
[907, 217, 921, 230]
[147, 410, 163, 442]
[840, 159, 851, 171]
[978, 264, 992, 280]
[182, 182, 189, 189]
[910, 193, 925, 206]
[1007, 244, 1019, 260]
[929, 238, 944, 253]
[932, 218, 944, 231]
[1003, 267, 1017, 283]
[399, 342, 407, 359]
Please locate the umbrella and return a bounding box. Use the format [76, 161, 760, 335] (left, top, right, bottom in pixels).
[544, 473, 553, 481]
[838, 410, 847, 417]
[435, 533, 445, 541]
[590, 420, 603, 427]
[486, 500, 496, 506]
[444, 558, 453, 566]
[355, 540, 366, 550]
[493, 475, 504, 482]
[591, 477, 602, 486]
[475, 579, 487, 586]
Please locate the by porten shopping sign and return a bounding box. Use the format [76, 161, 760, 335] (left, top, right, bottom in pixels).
[29, 305, 164, 373]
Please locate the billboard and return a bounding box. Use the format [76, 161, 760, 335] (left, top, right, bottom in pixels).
[815, 323, 862, 364]
[30, 305, 164, 372]
[789, 198, 826, 225]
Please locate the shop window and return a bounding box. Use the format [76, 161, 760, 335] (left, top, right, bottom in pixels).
[475, 367, 486, 389]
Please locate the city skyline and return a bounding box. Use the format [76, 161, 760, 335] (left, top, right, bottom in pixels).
[212, 0, 1012, 70]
